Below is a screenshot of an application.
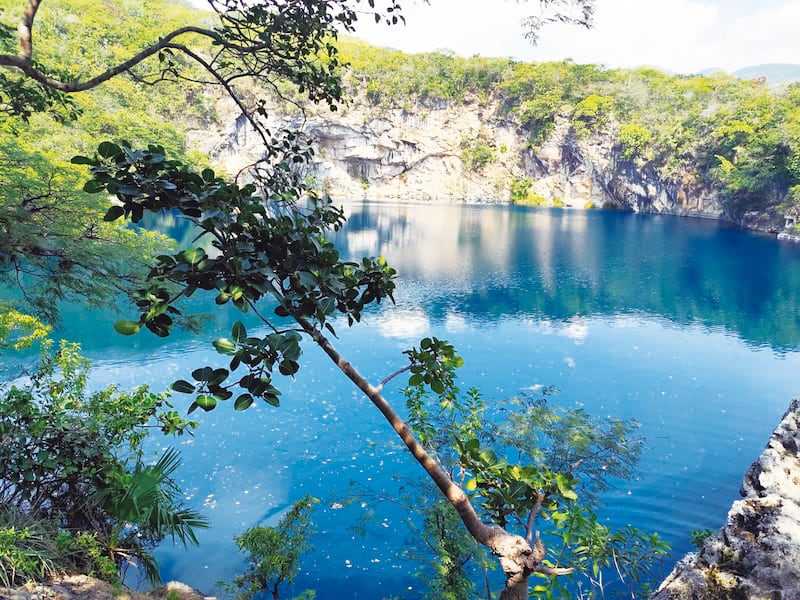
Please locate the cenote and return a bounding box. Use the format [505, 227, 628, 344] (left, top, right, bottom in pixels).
[12, 202, 800, 597]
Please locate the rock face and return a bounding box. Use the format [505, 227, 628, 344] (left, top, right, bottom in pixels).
[652, 399, 800, 600]
[188, 94, 727, 220]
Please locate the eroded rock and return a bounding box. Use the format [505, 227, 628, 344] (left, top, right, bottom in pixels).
[652, 399, 800, 600]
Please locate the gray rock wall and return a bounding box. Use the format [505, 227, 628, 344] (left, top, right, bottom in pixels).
[188, 94, 727, 219]
[652, 399, 800, 600]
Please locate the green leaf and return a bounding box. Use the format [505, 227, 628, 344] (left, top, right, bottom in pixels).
[192, 366, 214, 382]
[215, 292, 231, 305]
[431, 379, 445, 394]
[183, 248, 206, 265]
[213, 338, 237, 355]
[195, 394, 217, 411]
[113, 320, 141, 335]
[83, 180, 106, 194]
[408, 373, 424, 387]
[231, 321, 247, 343]
[171, 380, 196, 394]
[234, 394, 254, 411]
[207, 368, 228, 385]
[278, 360, 300, 376]
[70, 155, 93, 165]
[98, 141, 122, 158]
[104, 205, 125, 222]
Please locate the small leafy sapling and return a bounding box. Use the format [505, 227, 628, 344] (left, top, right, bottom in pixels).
[227, 496, 318, 600]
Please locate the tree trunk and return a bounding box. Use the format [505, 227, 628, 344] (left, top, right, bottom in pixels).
[297, 316, 548, 598]
[500, 570, 532, 600]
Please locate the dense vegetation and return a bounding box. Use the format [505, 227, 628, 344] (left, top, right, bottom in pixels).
[0, 0, 215, 323]
[0, 0, 216, 587]
[338, 37, 800, 220]
[0, 341, 203, 586]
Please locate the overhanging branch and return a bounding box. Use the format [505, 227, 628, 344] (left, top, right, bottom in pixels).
[0, 25, 221, 92]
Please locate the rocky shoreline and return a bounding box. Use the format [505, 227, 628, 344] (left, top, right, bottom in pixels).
[652, 399, 800, 599]
[0, 577, 215, 600]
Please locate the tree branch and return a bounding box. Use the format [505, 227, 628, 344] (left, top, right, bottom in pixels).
[525, 491, 546, 545]
[18, 0, 40, 61]
[376, 364, 411, 392]
[0, 26, 220, 92]
[294, 314, 515, 553]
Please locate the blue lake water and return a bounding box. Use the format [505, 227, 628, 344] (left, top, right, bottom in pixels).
[12, 202, 800, 597]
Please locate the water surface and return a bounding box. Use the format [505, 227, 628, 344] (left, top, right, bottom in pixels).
[15, 203, 800, 597]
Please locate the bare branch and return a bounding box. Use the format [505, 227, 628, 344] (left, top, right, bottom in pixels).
[18, 0, 41, 61]
[376, 364, 412, 392]
[536, 565, 575, 576]
[524, 491, 546, 545]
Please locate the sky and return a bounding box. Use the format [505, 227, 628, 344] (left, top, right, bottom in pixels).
[351, 0, 800, 75]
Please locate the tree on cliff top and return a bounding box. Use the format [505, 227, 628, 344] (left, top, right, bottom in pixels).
[0, 2, 667, 599]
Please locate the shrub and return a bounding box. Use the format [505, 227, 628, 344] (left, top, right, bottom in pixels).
[573, 94, 613, 137]
[509, 176, 533, 203]
[0, 508, 58, 587]
[618, 123, 653, 161]
[227, 496, 318, 600]
[0, 341, 205, 584]
[460, 136, 496, 172]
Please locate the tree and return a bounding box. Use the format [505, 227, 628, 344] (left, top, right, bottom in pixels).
[228, 496, 317, 600]
[1, 1, 622, 598]
[0, 132, 171, 324]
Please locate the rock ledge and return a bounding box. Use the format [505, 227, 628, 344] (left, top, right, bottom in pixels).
[652, 399, 800, 600]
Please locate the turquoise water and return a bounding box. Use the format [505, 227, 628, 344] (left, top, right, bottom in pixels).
[14, 203, 800, 597]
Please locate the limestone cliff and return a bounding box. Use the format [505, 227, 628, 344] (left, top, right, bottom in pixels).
[188, 93, 727, 220]
[652, 399, 800, 600]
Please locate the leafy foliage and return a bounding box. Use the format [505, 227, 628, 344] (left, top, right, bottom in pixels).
[403, 385, 667, 598]
[0, 306, 51, 350]
[228, 496, 318, 600]
[0, 507, 58, 587]
[0, 340, 204, 584]
[335, 38, 800, 220]
[460, 133, 497, 173]
[75, 141, 395, 410]
[572, 93, 612, 137]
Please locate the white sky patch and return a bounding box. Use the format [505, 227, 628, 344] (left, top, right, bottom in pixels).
[530, 0, 720, 72]
[353, 0, 800, 74]
[721, 2, 800, 69]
